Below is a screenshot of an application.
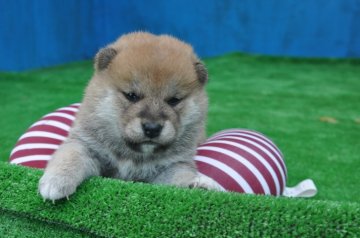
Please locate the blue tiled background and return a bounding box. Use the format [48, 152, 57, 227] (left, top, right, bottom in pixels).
[1, 0, 359, 71]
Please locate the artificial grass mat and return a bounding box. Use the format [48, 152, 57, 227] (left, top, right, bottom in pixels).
[1, 53, 360, 236]
[1, 162, 359, 237]
[0, 212, 89, 238]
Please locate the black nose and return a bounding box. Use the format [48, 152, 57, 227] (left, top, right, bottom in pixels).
[142, 122, 163, 138]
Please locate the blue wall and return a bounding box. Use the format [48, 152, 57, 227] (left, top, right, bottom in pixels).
[1, 0, 359, 71]
[0, 1, 97, 71]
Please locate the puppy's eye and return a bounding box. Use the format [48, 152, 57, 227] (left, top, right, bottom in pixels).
[123, 92, 141, 103]
[166, 97, 182, 107]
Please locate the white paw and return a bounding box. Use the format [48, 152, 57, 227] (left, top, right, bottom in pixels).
[190, 174, 225, 191]
[38, 173, 77, 201]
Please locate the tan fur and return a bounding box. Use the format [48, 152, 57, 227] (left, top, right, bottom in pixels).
[39, 32, 220, 201]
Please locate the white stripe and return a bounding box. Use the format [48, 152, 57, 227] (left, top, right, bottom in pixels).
[198, 145, 271, 195]
[205, 139, 281, 195]
[227, 132, 286, 176]
[236, 130, 284, 156]
[211, 130, 278, 152]
[31, 120, 71, 132]
[42, 112, 76, 121]
[211, 132, 286, 175]
[214, 134, 286, 178]
[56, 106, 79, 112]
[195, 155, 254, 193]
[209, 135, 286, 192]
[210, 129, 241, 138]
[71, 103, 81, 107]
[19, 131, 66, 141]
[10, 143, 59, 156]
[10, 155, 52, 164]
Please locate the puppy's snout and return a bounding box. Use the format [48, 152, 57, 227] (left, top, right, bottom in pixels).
[142, 122, 163, 138]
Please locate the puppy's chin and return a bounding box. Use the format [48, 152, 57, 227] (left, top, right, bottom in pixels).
[125, 140, 170, 154]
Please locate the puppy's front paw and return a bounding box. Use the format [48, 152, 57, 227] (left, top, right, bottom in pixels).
[39, 174, 77, 201]
[189, 174, 224, 191]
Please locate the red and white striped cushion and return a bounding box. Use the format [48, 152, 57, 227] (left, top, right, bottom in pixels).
[9, 104, 287, 196]
[10, 103, 80, 168]
[195, 129, 287, 196]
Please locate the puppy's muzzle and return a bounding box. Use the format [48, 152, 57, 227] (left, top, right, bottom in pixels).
[142, 122, 163, 138]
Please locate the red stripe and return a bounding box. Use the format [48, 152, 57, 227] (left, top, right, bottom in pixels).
[209, 129, 239, 138]
[10, 148, 55, 160]
[197, 149, 265, 194]
[208, 129, 246, 141]
[211, 137, 284, 193]
[20, 160, 48, 169]
[202, 141, 278, 195]
[215, 134, 287, 180]
[68, 105, 80, 109]
[14, 137, 63, 147]
[233, 133, 287, 180]
[55, 109, 77, 116]
[27, 125, 69, 137]
[237, 131, 284, 160]
[40, 116, 74, 126]
[210, 130, 284, 160]
[225, 135, 286, 188]
[195, 160, 245, 193]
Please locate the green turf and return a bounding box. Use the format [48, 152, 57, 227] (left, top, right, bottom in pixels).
[0, 212, 91, 238]
[0, 53, 360, 237]
[1, 162, 359, 237]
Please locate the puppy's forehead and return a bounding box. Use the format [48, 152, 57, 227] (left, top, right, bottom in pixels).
[107, 34, 199, 91]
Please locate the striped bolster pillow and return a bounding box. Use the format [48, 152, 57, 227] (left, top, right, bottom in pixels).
[9, 103, 288, 196]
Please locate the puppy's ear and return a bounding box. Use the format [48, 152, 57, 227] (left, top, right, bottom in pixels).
[95, 47, 117, 71]
[194, 61, 208, 84]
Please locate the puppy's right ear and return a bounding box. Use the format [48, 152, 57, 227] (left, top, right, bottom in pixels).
[94, 47, 117, 71]
[194, 61, 208, 85]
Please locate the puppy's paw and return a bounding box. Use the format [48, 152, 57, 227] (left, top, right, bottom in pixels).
[189, 174, 224, 191]
[39, 174, 77, 201]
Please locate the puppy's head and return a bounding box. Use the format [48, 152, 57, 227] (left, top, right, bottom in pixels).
[92, 32, 208, 154]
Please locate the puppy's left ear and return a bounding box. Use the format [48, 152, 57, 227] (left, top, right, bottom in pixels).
[94, 47, 118, 71]
[194, 61, 208, 85]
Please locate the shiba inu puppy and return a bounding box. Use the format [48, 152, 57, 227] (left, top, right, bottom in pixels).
[39, 32, 221, 201]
